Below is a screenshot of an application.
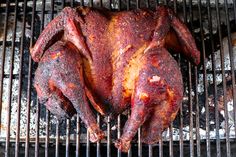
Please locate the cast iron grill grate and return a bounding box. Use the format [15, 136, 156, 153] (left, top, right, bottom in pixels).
[0, 0, 236, 156]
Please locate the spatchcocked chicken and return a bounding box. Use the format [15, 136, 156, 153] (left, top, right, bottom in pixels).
[30, 6, 200, 152]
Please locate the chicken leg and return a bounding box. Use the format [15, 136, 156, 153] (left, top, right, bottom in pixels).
[34, 41, 104, 142]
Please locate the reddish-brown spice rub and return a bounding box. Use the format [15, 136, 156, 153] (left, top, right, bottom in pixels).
[30, 6, 200, 152]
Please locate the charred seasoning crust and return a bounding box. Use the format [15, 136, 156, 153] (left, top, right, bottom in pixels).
[31, 6, 200, 152]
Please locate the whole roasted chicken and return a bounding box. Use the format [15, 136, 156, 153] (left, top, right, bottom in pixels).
[30, 6, 200, 152]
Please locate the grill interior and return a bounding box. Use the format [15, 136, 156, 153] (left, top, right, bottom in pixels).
[0, 0, 236, 156]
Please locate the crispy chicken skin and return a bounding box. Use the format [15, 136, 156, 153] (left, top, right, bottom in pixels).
[30, 6, 200, 152]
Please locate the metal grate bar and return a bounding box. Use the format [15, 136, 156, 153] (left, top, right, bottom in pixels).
[35, 100, 40, 157]
[157, 4, 163, 157]
[35, 0, 45, 156]
[15, 0, 26, 156]
[45, 0, 54, 157]
[222, 0, 232, 156]
[117, 0, 121, 10]
[146, 0, 149, 8]
[107, 116, 111, 157]
[186, 1, 201, 157]
[117, 115, 121, 157]
[108, 0, 111, 10]
[213, 0, 222, 157]
[192, 2, 201, 156]
[62, 0, 65, 8]
[55, 120, 60, 157]
[25, 0, 36, 156]
[5, 0, 18, 156]
[198, 1, 211, 157]
[159, 135, 163, 157]
[179, 93, 184, 157]
[76, 114, 80, 157]
[136, 0, 142, 143]
[71, 0, 74, 7]
[138, 128, 142, 157]
[169, 0, 178, 156]
[86, 2, 92, 156]
[224, 0, 236, 145]
[59, 4, 65, 156]
[66, 119, 71, 157]
[97, 114, 101, 157]
[206, 0, 222, 157]
[125, 4, 130, 156]
[45, 110, 50, 157]
[223, 0, 234, 156]
[146, 1, 152, 156]
[188, 62, 194, 157]
[169, 124, 173, 157]
[195, 66, 201, 157]
[86, 129, 90, 157]
[173, 0, 177, 12]
[99, 0, 103, 7]
[127, 110, 132, 157]
[172, 1, 183, 157]
[74, 2, 81, 156]
[45, 24, 50, 157]
[89, 0, 93, 7]
[183, 0, 195, 156]
[81, 0, 84, 7]
[45, 1, 55, 156]
[136, 0, 140, 9]
[0, 1, 9, 144]
[148, 145, 153, 157]
[68, 1, 73, 149]
[157, 1, 167, 157]
[215, 0, 230, 156]
[126, 0, 130, 11]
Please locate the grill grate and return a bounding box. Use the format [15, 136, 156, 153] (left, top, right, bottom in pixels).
[0, 0, 236, 156]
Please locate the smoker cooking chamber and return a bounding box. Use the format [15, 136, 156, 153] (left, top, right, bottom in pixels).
[0, 0, 236, 156]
